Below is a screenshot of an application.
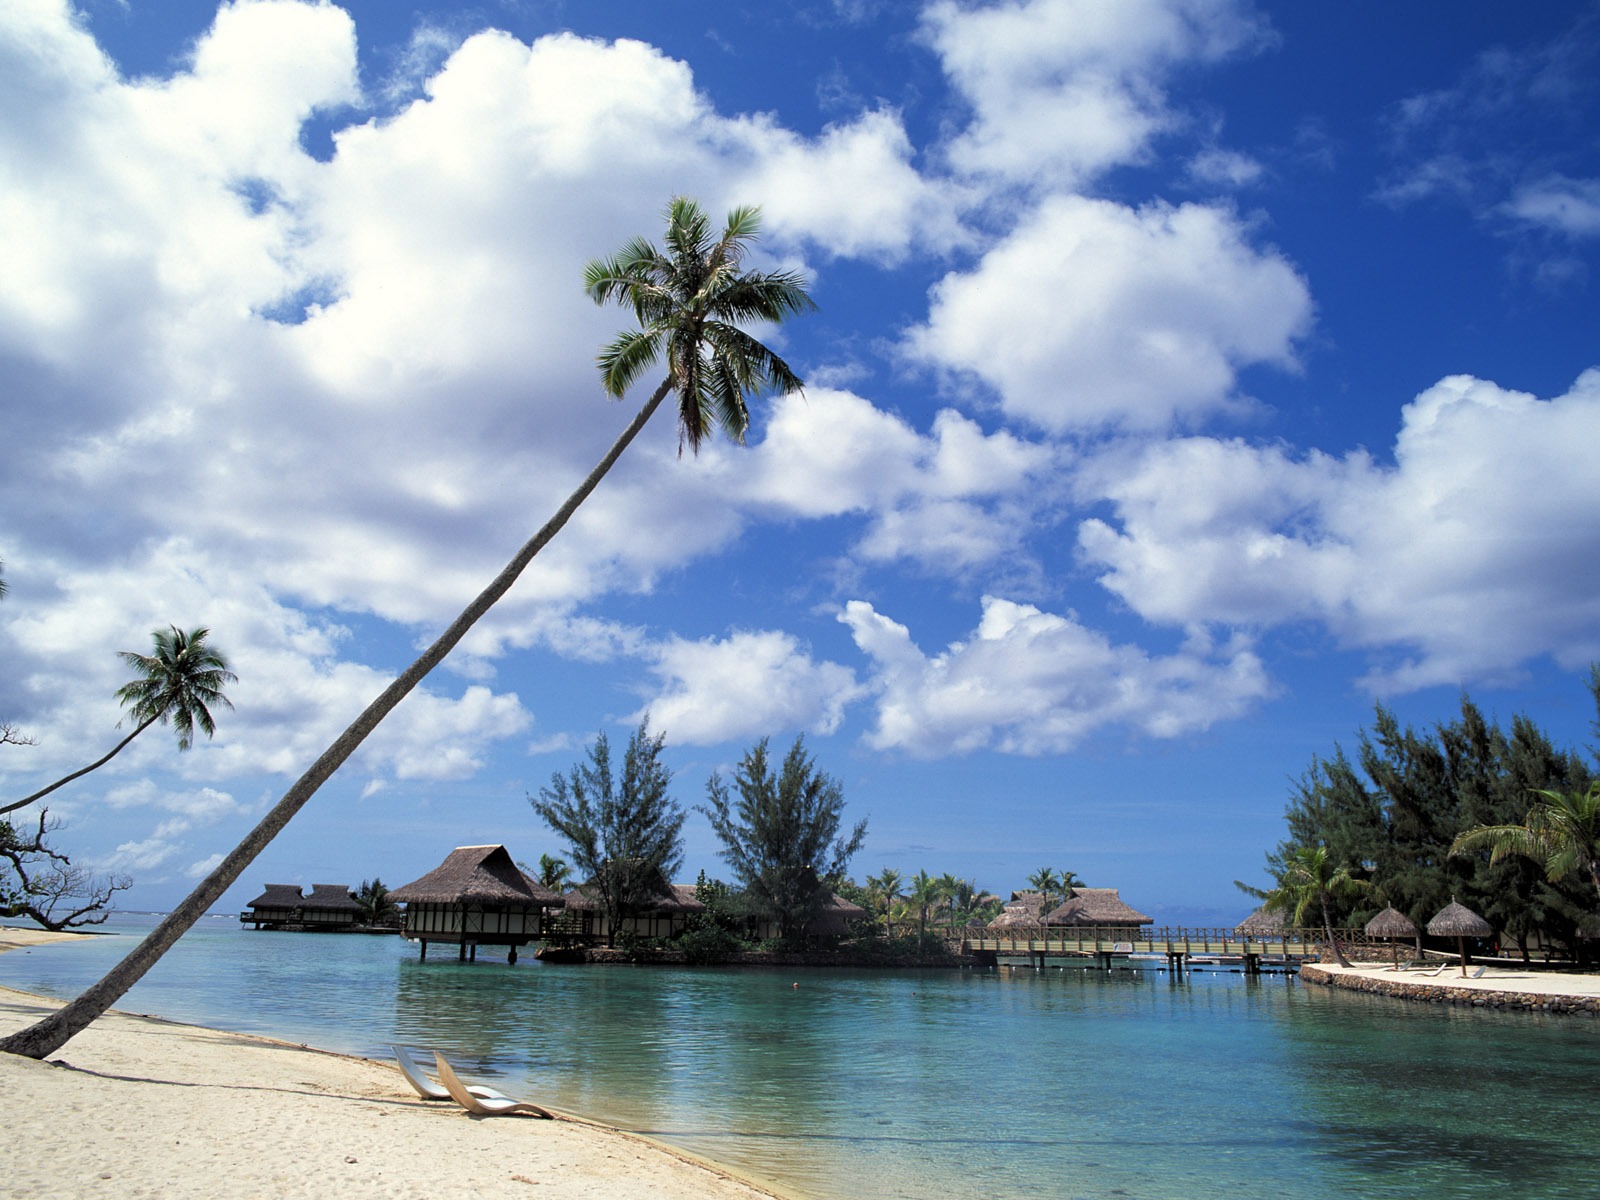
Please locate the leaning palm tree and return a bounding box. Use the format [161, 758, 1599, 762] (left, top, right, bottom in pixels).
[3, 626, 236, 817]
[1450, 782, 1600, 898]
[1240, 845, 1368, 969]
[0, 197, 813, 1060]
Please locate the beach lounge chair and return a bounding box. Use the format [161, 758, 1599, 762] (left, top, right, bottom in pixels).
[392, 1044, 496, 1102]
[434, 1051, 554, 1119]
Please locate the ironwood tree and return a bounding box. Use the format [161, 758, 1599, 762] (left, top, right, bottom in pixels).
[700, 735, 867, 942]
[1243, 674, 1597, 960]
[531, 720, 685, 947]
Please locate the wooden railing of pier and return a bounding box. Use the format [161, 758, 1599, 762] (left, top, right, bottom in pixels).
[955, 925, 1365, 965]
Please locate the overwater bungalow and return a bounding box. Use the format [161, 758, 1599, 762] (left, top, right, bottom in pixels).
[240, 884, 306, 930]
[239, 883, 361, 931]
[389, 844, 565, 963]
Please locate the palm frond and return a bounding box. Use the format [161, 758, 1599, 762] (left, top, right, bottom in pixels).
[589, 196, 814, 454]
[596, 329, 663, 399]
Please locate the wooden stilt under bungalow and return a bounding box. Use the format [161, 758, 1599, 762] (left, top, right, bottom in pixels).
[389, 845, 564, 964]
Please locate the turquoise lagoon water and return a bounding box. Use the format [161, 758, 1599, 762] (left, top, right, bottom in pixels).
[3, 913, 1597, 1199]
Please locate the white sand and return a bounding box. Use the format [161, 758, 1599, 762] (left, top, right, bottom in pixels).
[0, 928, 791, 1200]
[1312, 958, 1600, 998]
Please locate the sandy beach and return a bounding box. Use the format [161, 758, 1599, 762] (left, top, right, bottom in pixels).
[0, 927, 789, 1200]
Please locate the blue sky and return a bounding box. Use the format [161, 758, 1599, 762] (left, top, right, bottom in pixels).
[3, 0, 1598, 924]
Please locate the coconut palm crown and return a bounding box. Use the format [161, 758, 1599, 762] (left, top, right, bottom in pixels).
[113, 625, 236, 751]
[1450, 782, 1600, 897]
[584, 197, 814, 456]
[4, 625, 235, 817]
[0, 197, 813, 1061]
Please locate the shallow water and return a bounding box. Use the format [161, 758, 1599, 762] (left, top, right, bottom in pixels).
[3, 914, 1597, 1199]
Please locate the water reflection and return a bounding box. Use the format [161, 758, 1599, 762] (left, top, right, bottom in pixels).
[3, 918, 1599, 1199]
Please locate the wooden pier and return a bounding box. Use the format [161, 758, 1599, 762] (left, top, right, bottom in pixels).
[956, 926, 1358, 973]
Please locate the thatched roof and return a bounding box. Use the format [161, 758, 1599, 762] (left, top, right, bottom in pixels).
[246, 884, 305, 909]
[303, 884, 361, 913]
[1426, 898, 1493, 937]
[988, 905, 1042, 930]
[1235, 906, 1287, 935]
[1365, 904, 1419, 939]
[804, 892, 869, 935]
[390, 845, 563, 907]
[1044, 888, 1152, 926]
[1006, 891, 1047, 915]
[562, 881, 705, 914]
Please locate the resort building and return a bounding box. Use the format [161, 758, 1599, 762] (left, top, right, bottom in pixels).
[389, 844, 565, 963]
[239, 883, 362, 931]
[1043, 888, 1153, 930]
[556, 881, 706, 943]
[744, 892, 869, 942]
[987, 887, 1154, 932]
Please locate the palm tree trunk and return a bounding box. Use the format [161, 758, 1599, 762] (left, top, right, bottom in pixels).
[1320, 894, 1353, 969]
[1, 714, 161, 816]
[0, 380, 674, 1060]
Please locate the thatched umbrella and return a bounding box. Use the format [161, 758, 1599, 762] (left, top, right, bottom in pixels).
[1364, 904, 1419, 969]
[1426, 897, 1493, 977]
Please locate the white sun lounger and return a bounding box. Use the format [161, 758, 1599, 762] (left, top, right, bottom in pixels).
[434, 1051, 554, 1118]
[392, 1044, 495, 1102]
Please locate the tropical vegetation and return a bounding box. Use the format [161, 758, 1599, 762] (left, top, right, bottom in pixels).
[0, 567, 135, 929]
[0, 197, 814, 1060]
[532, 720, 686, 947]
[2, 625, 236, 817]
[1240, 671, 1598, 961]
[700, 735, 867, 942]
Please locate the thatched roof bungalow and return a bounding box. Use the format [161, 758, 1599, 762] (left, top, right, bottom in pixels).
[1044, 888, 1152, 929]
[390, 844, 564, 963]
[240, 883, 361, 931]
[987, 904, 1042, 931]
[744, 891, 869, 942]
[302, 884, 363, 928]
[559, 881, 706, 942]
[240, 883, 307, 930]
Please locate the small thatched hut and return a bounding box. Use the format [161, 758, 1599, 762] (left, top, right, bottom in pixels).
[1426, 897, 1494, 977]
[390, 845, 564, 963]
[1364, 905, 1421, 968]
[240, 883, 308, 930]
[987, 905, 1042, 932]
[1044, 888, 1153, 930]
[1234, 906, 1288, 939]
